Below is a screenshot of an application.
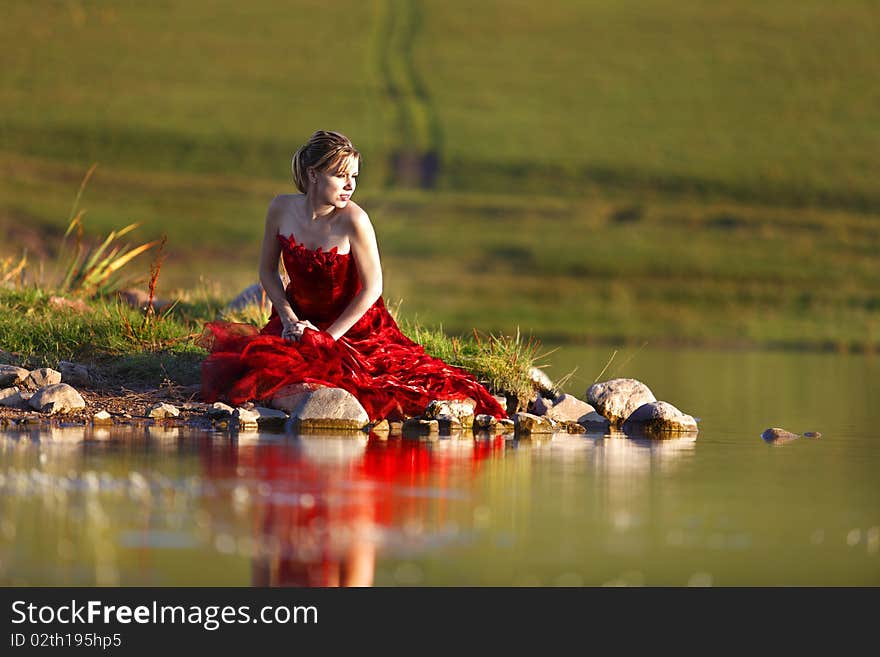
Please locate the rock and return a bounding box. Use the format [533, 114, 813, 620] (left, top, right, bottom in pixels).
[402, 418, 439, 437]
[497, 418, 515, 433]
[224, 283, 265, 313]
[622, 401, 698, 436]
[803, 431, 822, 439]
[207, 402, 235, 418]
[28, 383, 86, 414]
[49, 296, 89, 313]
[514, 412, 554, 435]
[93, 410, 113, 424]
[251, 406, 288, 427]
[147, 402, 180, 419]
[371, 421, 390, 440]
[389, 421, 403, 435]
[0, 386, 23, 407]
[269, 382, 323, 413]
[0, 365, 29, 387]
[474, 414, 498, 431]
[529, 367, 557, 397]
[23, 368, 62, 391]
[563, 421, 587, 434]
[283, 387, 369, 431]
[544, 394, 596, 423]
[529, 396, 554, 416]
[117, 289, 172, 313]
[587, 378, 656, 427]
[761, 427, 801, 444]
[579, 411, 611, 433]
[507, 389, 538, 414]
[424, 398, 476, 427]
[438, 417, 464, 434]
[59, 360, 92, 387]
[234, 407, 260, 425]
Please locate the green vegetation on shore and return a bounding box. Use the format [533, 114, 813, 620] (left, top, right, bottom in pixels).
[1, 2, 878, 352]
[0, 283, 542, 399]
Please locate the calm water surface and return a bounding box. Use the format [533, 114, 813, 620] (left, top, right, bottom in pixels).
[1, 347, 877, 586]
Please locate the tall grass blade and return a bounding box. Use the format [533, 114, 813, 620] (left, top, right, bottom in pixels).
[610, 342, 648, 377]
[66, 163, 97, 225]
[593, 350, 617, 383]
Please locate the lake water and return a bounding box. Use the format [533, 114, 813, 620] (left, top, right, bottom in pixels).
[1, 346, 877, 586]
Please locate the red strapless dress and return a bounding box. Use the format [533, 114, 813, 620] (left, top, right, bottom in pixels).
[201, 233, 507, 421]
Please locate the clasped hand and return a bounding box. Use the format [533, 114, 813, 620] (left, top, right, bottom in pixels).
[281, 319, 319, 342]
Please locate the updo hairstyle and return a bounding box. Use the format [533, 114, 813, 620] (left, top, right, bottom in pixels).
[291, 130, 360, 193]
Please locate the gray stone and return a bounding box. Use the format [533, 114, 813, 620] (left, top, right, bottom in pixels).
[579, 411, 611, 433]
[563, 421, 587, 434]
[529, 395, 554, 416]
[234, 407, 260, 425]
[761, 427, 801, 444]
[281, 386, 369, 431]
[0, 365, 29, 387]
[587, 378, 656, 427]
[59, 360, 92, 387]
[93, 410, 113, 424]
[252, 406, 288, 426]
[514, 412, 554, 435]
[28, 383, 86, 414]
[529, 367, 557, 397]
[424, 398, 476, 427]
[622, 401, 698, 437]
[402, 418, 439, 436]
[207, 402, 235, 418]
[474, 414, 498, 431]
[438, 417, 464, 434]
[147, 402, 180, 419]
[224, 283, 265, 313]
[24, 368, 62, 391]
[545, 394, 596, 423]
[269, 382, 323, 413]
[0, 386, 23, 407]
[497, 418, 516, 433]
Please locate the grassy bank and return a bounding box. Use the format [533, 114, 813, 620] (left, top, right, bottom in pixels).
[0, 284, 542, 402]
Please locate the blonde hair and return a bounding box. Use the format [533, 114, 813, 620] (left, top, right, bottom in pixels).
[291, 130, 360, 193]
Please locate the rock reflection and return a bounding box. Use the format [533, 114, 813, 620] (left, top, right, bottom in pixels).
[591, 431, 697, 553]
[200, 434, 506, 587]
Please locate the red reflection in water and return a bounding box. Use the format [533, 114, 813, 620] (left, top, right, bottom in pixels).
[202, 435, 505, 586]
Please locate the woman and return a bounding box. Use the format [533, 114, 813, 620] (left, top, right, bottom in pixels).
[202, 130, 506, 421]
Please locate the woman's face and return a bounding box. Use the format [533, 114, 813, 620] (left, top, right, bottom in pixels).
[311, 155, 358, 209]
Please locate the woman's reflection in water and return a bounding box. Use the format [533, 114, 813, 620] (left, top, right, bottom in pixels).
[202, 433, 504, 587]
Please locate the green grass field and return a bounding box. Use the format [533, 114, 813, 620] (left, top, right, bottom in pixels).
[1, 1, 878, 351]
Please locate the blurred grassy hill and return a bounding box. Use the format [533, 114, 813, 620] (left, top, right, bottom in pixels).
[1, 1, 878, 350]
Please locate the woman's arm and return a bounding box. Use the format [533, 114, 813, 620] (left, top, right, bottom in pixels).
[324, 209, 383, 340]
[258, 197, 300, 330]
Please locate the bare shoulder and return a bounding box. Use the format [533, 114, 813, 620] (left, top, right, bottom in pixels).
[269, 193, 301, 212]
[266, 194, 300, 225]
[339, 201, 373, 235]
